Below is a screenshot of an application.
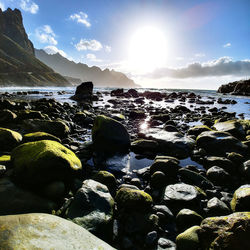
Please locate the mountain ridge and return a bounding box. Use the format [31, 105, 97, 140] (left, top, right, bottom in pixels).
[35, 49, 138, 88]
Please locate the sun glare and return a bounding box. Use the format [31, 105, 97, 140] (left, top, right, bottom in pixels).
[128, 26, 168, 73]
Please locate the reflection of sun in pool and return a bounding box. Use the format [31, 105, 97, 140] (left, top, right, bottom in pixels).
[140, 122, 148, 131]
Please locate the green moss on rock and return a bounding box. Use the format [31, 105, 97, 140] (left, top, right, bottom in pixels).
[231, 185, 250, 212]
[11, 140, 82, 186]
[23, 132, 61, 143]
[0, 128, 22, 151]
[115, 187, 153, 211]
[176, 225, 201, 250]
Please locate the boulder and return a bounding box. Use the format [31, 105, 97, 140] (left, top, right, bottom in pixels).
[176, 209, 203, 233]
[176, 225, 201, 250]
[206, 166, 232, 187]
[231, 185, 250, 212]
[187, 125, 212, 137]
[65, 180, 114, 241]
[198, 212, 250, 250]
[115, 187, 153, 211]
[22, 119, 70, 138]
[143, 128, 195, 159]
[71, 81, 93, 101]
[150, 156, 180, 177]
[92, 115, 130, 153]
[0, 109, 17, 124]
[206, 197, 230, 216]
[23, 131, 61, 143]
[0, 127, 22, 152]
[213, 120, 245, 139]
[196, 131, 247, 156]
[131, 139, 159, 154]
[0, 213, 115, 249]
[0, 178, 56, 215]
[163, 183, 203, 213]
[92, 171, 117, 195]
[11, 140, 82, 187]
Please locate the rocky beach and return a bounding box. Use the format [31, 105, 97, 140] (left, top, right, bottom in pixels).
[0, 82, 249, 249]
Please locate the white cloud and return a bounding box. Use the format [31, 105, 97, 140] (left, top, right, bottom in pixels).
[20, 0, 39, 14]
[195, 53, 205, 57]
[0, 1, 5, 10]
[146, 57, 250, 79]
[75, 39, 103, 51]
[69, 11, 91, 27]
[44, 45, 67, 58]
[105, 45, 111, 53]
[35, 25, 57, 45]
[223, 43, 231, 48]
[86, 53, 102, 62]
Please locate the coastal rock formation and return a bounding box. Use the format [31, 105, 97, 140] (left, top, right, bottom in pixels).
[0, 8, 69, 86]
[35, 48, 138, 87]
[71, 81, 93, 101]
[218, 79, 250, 96]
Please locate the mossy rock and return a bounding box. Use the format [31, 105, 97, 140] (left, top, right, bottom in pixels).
[198, 212, 250, 250]
[213, 120, 245, 139]
[231, 185, 250, 212]
[187, 125, 212, 137]
[0, 128, 22, 152]
[115, 187, 153, 211]
[176, 225, 201, 250]
[0, 155, 11, 165]
[17, 110, 47, 120]
[93, 171, 117, 194]
[176, 209, 203, 233]
[11, 140, 82, 187]
[22, 119, 70, 138]
[23, 132, 61, 143]
[92, 115, 130, 153]
[0, 109, 17, 124]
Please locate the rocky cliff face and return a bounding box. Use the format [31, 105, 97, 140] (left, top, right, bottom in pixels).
[218, 79, 250, 96]
[0, 8, 34, 54]
[0, 8, 69, 86]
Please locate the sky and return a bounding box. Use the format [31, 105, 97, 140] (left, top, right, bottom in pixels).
[0, 0, 250, 89]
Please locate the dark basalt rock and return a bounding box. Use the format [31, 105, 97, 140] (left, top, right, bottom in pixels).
[218, 79, 250, 96]
[71, 82, 93, 101]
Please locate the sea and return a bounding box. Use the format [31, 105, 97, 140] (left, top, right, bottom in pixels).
[0, 86, 249, 119]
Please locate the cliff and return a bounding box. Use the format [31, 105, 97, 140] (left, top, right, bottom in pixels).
[0, 8, 69, 86]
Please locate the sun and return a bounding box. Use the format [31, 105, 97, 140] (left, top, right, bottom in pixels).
[128, 26, 168, 73]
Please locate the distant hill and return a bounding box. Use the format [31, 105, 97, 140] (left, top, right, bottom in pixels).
[35, 49, 138, 88]
[218, 79, 250, 96]
[0, 8, 69, 86]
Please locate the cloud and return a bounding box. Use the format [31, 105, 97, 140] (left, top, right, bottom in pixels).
[195, 53, 205, 57]
[86, 53, 102, 62]
[69, 11, 91, 27]
[35, 25, 57, 45]
[44, 45, 67, 57]
[20, 0, 39, 14]
[0, 1, 5, 10]
[146, 57, 250, 79]
[105, 45, 112, 53]
[75, 39, 103, 51]
[223, 43, 231, 48]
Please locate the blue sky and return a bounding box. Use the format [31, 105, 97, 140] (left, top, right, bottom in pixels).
[1, 0, 250, 89]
